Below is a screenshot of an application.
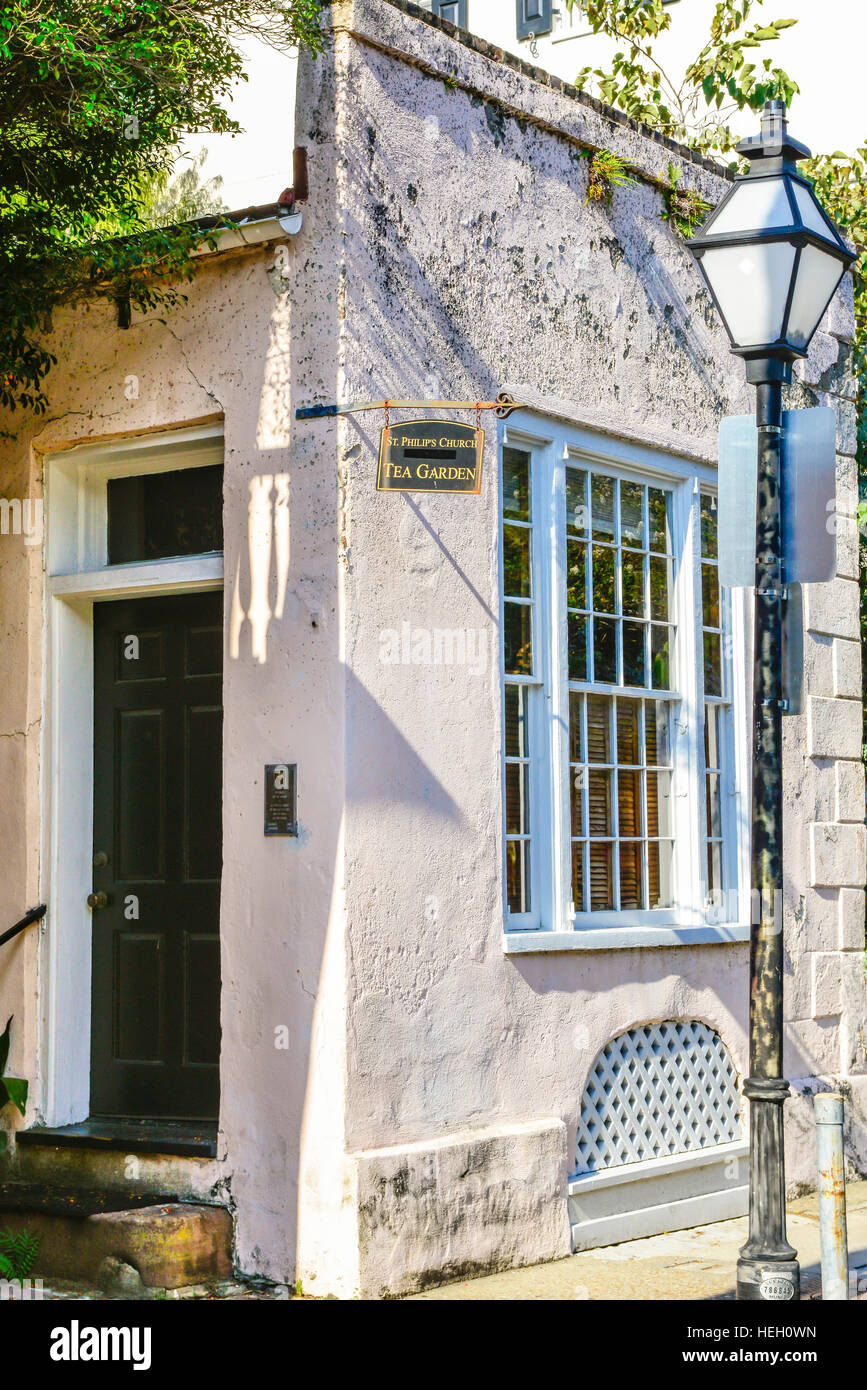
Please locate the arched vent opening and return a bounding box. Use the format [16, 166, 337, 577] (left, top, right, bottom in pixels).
[575, 1020, 742, 1175]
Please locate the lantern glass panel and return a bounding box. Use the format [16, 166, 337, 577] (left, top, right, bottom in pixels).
[700, 241, 796, 348]
[786, 243, 846, 349]
[709, 178, 793, 236]
[790, 180, 838, 241]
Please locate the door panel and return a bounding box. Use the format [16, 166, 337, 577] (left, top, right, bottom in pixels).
[91, 592, 223, 1120]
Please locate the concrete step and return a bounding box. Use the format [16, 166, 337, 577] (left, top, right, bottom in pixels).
[0, 1185, 232, 1292]
[10, 1121, 220, 1204]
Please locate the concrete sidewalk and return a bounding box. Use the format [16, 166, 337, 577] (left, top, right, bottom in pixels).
[407, 1180, 867, 1301]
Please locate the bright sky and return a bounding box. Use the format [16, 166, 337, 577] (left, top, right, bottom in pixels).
[186, 1, 867, 213]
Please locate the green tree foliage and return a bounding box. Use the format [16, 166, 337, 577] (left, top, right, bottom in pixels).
[566, 0, 799, 155]
[140, 148, 228, 229]
[0, 0, 323, 411]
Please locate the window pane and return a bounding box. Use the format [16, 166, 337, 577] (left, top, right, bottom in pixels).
[650, 624, 671, 689]
[505, 763, 529, 835]
[702, 562, 720, 628]
[648, 488, 671, 554]
[700, 492, 718, 558]
[623, 621, 645, 686]
[569, 692, 584, 762]
[647, 771, 672, 837]
[586, 696, 611, 763]
[594, 618, 617, 683]
[572, 842, 585, 913]
[506, 840, 531, 913]
[589, 842, 613, 909]
[107, 465, 223, 565]
[568, 613, 587, 680]
[619, 841, 644, 910]
[588, 771, 612, 835]
[505, 685, 528, 758]
[591, 545, 616, 613]
[648, 840, 673, 908]
[706, 772, 722, 839]
[566, 539, 587, 610]
[618, 769, 642, 837]
[704, 631, 722, 697]
[591, 475, 616, 543]
[707, 841, 723, 904]
[620, 481, 645, 549]
[649, 556, 670, 621]
[705, 703, 721, 769]
[503, 523, 531, 598]
[503, 448, 530, 520]
[571, 769, 585, 835]
[566, 468, 588, 536]
[616, 698, 640, 765]
[504, 602, 532, 675]
[621, 551, 645, 617]
[645, 704, 671, 767]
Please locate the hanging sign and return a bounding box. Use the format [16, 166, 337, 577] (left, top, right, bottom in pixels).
[377, 420, 483, 494]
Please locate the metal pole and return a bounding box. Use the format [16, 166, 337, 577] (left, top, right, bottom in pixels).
[736, 376, 801, 1301]
[815, 1092, 849, 1299]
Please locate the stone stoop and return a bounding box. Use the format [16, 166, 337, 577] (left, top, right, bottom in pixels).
[0, 1187, 232, 1292]
[12, 1120, 221, 1202]
[0, 1122, 232, 1292]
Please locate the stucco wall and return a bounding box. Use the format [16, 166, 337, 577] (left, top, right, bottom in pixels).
[0, 0, 863, 1299]
[0, 228, 348, 1282]
[312, 0, 867, 1290]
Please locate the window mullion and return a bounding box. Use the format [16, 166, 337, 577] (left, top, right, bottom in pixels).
[673, 479, 703, 927]
[547, 445, 571, 930]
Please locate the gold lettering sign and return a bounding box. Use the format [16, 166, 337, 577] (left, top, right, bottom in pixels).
[377, 420, 483, 494]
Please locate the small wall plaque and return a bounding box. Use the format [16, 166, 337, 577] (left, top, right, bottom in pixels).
[377, 420, 483, 494]
[264, 764, 297, 836]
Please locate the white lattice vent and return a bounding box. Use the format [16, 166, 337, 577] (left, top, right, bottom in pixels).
[574, 1020, 742, 1174]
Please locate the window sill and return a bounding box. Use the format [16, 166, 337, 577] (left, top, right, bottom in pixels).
[503, 923, 751, 953]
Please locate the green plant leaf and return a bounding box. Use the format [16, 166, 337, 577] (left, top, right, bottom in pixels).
[0, 1229, 40, 1279]
[0, 1018, 11, 1079]
[2, 1078, 27, 1118]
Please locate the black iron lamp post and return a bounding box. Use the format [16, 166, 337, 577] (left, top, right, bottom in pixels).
[687, 100, 856, 1302]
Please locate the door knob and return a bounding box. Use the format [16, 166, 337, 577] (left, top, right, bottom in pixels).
[92, 851, 109, 868]
[87, 892, 108, 910]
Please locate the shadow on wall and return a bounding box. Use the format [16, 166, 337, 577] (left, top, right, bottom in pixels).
[229, 471, 291, 665]
[336, 63, 730, 427]
[344, 665, 463, 818]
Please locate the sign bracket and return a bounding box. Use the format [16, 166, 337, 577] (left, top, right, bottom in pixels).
[295, 390, 523, 421]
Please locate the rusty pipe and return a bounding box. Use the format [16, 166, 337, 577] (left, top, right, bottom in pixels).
[815, 1091, 848, 1300]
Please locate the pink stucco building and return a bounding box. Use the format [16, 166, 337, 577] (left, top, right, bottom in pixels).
[0, 0, 864, 1297]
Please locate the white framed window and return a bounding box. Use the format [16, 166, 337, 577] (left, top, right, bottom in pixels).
[500, 419, 748, 949]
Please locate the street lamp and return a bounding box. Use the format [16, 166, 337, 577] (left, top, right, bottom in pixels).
[688, 100, 856, 1303]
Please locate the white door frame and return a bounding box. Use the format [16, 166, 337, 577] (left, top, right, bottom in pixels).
[39, 425, 224, 1125]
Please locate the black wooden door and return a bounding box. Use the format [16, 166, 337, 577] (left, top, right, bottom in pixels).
[90, 592, 223, 1120]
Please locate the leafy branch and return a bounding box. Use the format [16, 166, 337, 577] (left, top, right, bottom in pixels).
[0, 0, 324, 412]
[567, 0, 799, 157]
